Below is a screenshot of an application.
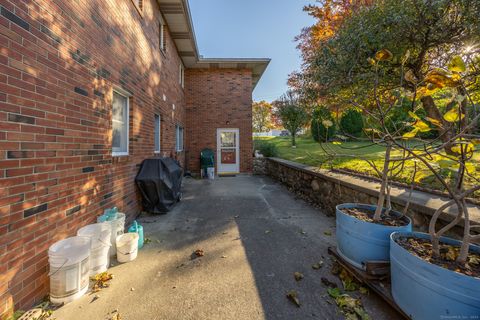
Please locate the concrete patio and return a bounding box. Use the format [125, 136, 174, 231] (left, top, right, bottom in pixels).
[53, 176, 399, 320]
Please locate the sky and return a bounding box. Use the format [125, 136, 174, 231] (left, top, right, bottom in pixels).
[189, 0, 315, 102]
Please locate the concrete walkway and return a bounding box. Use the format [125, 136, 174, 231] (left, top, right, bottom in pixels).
[53, 176, 399, 320]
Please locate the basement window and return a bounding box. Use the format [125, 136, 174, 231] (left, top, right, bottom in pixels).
[112, 90, 130, 156]
[176, 125, 184, 152]
[154, 114, 161, 153]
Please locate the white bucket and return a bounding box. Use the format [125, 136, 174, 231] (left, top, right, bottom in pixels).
[98, 212, 125, 256]
[77, 223, 111, 275]
[207, 167, 215, 180]
[116, 233, 139, 263]
[48, 236, 91, 305]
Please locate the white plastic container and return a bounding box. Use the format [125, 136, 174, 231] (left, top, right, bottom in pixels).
[77, 223, 111, 275]
[98, 212, 125, 256]
[116, 233, 139, 263]
[48, 236, 91, 305]
[207, 167, 215, 180]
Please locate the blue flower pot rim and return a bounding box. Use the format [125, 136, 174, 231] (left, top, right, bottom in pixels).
[391, 231, 480, 280]
[336, 203, 412, 229]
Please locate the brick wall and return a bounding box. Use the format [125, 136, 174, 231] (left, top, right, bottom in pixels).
[185, 69, 253, 174]
[0, 0, 187, 317]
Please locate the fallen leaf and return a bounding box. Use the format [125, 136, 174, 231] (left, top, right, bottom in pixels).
[265, 230, 271, 234]
[294, 272, 304, 281]
[324, 231, 332, 236]
[90, 272, 113, 292]
[354, 306, 372, 320]
[321, 277, 337, 288]
[312, 261, 323, 270]
[194, 249, 204, 257]
[336, 295, 359, 310]
[359, 286, 369, 295]
[144, 238, 152, 244]
[221, 255, 227, 259]
[469, 255, 480, 265]
[331, 262, 341, 275]
[130, 287, 135, 291]
[375, 49, 393, 61]
[444, 246, 458, 261]
[327, 287, 341, 298]
[111, 312, 121, 320]
[286, 290, 301, 307]
[340, 269, 359, 291]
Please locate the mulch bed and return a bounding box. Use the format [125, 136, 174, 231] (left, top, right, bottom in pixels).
[341, 207, 409, 227]
[396, 236, 480, 278]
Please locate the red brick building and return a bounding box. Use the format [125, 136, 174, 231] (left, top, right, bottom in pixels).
[0, 0, 269, 317]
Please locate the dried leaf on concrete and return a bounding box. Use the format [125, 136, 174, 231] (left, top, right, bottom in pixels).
[91, 272, 113, 293]
[286, 290, 301, 307]
[340, 269, 359, 291]
[321, 277, 338, 288]
[312, 261, 323, 270]
[330, 261, 341, 275]
[294, 272, 304, 281]
[194, 249, 204, 257]
[328, 287, 371, 320]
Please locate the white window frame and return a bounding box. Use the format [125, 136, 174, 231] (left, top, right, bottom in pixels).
[179, 63, 185, 88]
[112, 88, 130, 157]
[176, 125, 184, 152]
[159, 20, 166, 52]
[154, 114, 161, 154]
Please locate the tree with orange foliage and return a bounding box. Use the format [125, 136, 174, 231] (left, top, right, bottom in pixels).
[289, 0, 372, 103]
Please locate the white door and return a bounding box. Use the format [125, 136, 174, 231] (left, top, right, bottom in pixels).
[217, 128, 240, 174]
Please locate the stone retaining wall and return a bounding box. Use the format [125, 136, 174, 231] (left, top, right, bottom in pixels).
[262, 158, 479, 241]
[253, 157, 267, 175]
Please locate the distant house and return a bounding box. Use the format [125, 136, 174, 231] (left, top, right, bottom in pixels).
[0, 0, 269, 316]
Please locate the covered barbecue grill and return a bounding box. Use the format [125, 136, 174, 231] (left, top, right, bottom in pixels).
[135, 158, 183, 214]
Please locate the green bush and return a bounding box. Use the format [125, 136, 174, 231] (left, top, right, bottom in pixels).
[254, 140, 278, 157]
[340, 108, 364, 137]
[385, 104, 410, 135]
[311, 106, 336, 142]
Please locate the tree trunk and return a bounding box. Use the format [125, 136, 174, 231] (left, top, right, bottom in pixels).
[374, 143, 392, 221]
[421, 95, 456, 155]
[292, 133, 296, 147]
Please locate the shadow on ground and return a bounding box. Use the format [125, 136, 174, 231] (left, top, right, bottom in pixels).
[53, 176, 400, 320]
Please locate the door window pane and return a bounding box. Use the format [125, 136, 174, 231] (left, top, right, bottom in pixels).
[220, 132, 236, 148]
[221, 150, 236, 164]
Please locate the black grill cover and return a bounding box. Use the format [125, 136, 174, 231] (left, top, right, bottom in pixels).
[135, 158, 183, 214]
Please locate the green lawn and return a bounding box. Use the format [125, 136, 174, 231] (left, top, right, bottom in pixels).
[255, 136, 480, 197]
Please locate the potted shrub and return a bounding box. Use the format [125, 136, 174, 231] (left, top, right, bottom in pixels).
[318, 51, 415, 269]
[389, 54, 480, 318]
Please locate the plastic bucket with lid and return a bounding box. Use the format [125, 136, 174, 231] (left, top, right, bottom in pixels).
[116, 233, 139, 263]
[48, 236, 91, 305]
[77, 223, 111, 275]
[98, 212, 125, 256]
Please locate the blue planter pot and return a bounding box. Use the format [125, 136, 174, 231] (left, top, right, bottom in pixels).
[390, 232, 480, 319]
[336, 203, 412, 269]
